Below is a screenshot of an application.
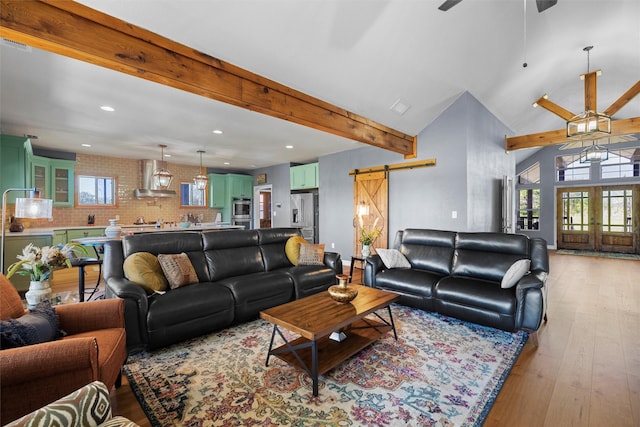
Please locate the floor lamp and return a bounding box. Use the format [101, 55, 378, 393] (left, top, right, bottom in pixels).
[1, 188, 53, 275]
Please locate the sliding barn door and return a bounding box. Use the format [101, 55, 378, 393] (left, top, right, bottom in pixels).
[353, 171, 388, 257]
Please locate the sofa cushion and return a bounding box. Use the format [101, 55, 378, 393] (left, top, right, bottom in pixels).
[399, 229, 456, 275]
[284, 235, 307, 265]
[377, 248, 411, 269]
[435, 276, 517, 315]
[123, 252, 168, 294]
[0, 301, 60, 349]
[298, 243, 324, 266]
[203, 230, 265, 280]
[157, 253, 199, 289]
[501, 259, 531, 288]
[258, 228, 299, 271]
[452, 233, 530, 282]
[281, 265, 337, 299]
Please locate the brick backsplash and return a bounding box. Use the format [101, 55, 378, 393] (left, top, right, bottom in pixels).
[5, 153, 221, 231]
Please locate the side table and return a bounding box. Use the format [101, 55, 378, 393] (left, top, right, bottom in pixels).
[349, 255, 366, 283]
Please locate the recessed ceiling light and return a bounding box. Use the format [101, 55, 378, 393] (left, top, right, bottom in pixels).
[81, 143, 91, 147]
[164, 154, 171, 158]
[212, 130, 223, 134]
[286, 145, 294, 149]
[223, 162, 230, 165]
[100, 105, 115, 112]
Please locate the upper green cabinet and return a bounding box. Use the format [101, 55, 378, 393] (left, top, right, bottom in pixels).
[25, 142, 75, 207]
[290, 163, 318, 190]
[227, 174, 253, 199]
[0, 135, 28, 203]
[208, 173, 227, 209]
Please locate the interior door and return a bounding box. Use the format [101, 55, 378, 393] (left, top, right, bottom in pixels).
[353, 171, 388, 257]
[557, 185, 639, 253]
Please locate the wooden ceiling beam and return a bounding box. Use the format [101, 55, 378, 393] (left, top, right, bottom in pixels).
[533, 96, 576, 121]
[0, 0, 417, 158]
[506, 117, 640, 151]
[604, 80, 640, 117]
[583, 70, 599, 113]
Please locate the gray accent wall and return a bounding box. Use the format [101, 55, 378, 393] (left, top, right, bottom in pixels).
[319, 92, 514, 259]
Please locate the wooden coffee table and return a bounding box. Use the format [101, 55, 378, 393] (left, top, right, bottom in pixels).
[260, 284, 399, 396]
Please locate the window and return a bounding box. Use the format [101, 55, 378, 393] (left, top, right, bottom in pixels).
[601, 148, 640, 179]
[77, 175, 116, 206]
[517, 162, 540, 184]
[556, 154, 590, 182]
[518, 189, 540, 230]
[180, 183, 205, 207]
[561, 191, 590, 231]
[602, 189, 633, 232]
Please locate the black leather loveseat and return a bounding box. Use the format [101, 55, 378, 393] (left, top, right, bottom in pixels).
[104, 228, 342, 354]
[365, 229, 548, 343]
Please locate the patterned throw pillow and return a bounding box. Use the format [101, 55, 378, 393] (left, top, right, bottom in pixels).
[157, 253, 199, 289]
[376, 248, 411, 269]
[123, 252, 169, 294]
[0, 300, 60, 349]
[285, 235, 308, 265]
[297, 243, 325, 266]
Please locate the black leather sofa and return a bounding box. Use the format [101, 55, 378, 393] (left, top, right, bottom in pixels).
[103, 228, 342, 354]
[365, 229, 548, 343]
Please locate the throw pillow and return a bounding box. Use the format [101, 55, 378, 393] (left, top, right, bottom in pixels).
[297, 243, 325, 266]
[0, 300, 60, 349]
[157, 253, 199, 289]
[285, 235, 308, 265]
[123, 252, 169, 294]
[501, 259, 531, 289]
[376, 248, 411, 269]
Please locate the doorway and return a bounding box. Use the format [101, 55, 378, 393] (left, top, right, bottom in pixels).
[253, 184, 272, 229]
[556, 184, 639, 253]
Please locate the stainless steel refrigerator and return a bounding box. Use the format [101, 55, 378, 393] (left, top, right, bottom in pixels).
[290, 192, 318, 243]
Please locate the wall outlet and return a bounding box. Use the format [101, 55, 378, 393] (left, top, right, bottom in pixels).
[451, 210, 457, 219]
[331, 242, 335, 249]
[115, 214, 120, 221]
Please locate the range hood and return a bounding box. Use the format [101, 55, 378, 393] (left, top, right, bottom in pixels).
[133, 160, 177, 198]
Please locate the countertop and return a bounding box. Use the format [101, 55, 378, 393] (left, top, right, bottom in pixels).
[4, 224, 243, 237]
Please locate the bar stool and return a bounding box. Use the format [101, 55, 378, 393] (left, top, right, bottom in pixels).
[348, 255, 366, 283]
[70, 257, 103, 302]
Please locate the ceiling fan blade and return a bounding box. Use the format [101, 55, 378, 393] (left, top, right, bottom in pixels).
[536, 0, 558, 13]
[438, 0, 463, 11]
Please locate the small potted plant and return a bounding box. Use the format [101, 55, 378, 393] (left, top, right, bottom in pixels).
[7, 242, 85, 305]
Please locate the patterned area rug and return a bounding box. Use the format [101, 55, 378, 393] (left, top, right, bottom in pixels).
[556, 249, 640, 260]
[124, 305, 528, 426]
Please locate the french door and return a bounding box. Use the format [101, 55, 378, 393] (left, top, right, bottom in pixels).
[557, 184, 640, 253]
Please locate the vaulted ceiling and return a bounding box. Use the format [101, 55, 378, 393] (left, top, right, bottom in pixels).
[1, 0, 639, 170]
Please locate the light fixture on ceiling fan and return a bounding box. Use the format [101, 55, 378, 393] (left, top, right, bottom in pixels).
[152, 144, 173, 189]
[438, 0, 557, 12]
[580, 140, 609, 164]
[193, 150, 208, 190]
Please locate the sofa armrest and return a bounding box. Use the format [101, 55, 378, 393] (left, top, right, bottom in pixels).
[1, 338, 99, 424]
[515, 270, 547, 331]
[323, 251, 343, 275]
[364, 255, 384, 287]
[56, 299, 124, 335]
[105, 277, 150, 354]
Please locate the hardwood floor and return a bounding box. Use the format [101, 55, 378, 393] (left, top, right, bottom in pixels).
[51, 252, 640, 426]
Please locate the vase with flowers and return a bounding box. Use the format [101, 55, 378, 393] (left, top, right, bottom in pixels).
[7, 242, 84, 306]
[359, 217, 381, 257]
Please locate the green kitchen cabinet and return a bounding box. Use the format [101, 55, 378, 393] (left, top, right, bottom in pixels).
[53, 229, 68, 246]
[290, 162, 318, 190]
[3, 234, 53, 293]
[0, 135, 28, 203]
[208, 173, 227, 209]
[26, 155, 75, 207]
[227, 174, 253, 199]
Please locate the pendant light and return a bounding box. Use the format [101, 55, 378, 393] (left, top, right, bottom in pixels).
[152, 144, 173, 189]
[194, 150, 208, 190]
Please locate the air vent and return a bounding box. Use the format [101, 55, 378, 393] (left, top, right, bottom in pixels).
[2, 38, 32, 52]
[390, 99, 411, 115]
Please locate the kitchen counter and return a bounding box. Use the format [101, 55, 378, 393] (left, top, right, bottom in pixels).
[5, 224, 244, 237]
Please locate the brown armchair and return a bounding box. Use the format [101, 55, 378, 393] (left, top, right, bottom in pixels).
[0, 274, 127, 425]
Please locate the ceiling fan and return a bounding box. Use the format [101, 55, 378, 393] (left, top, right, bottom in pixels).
[438, 0, 557, 13]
